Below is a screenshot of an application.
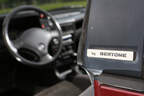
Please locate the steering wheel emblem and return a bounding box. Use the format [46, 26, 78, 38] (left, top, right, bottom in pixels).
[38, 43, 45, 51]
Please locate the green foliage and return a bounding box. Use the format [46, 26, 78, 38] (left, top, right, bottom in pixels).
[0, 0, 87, 14]
[38, 1, 86, 11]
[0, 0, 8, 3]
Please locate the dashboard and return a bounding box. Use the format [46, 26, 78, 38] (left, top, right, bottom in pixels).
[0, 7, 85, 66]
[0, 7, 85, 91]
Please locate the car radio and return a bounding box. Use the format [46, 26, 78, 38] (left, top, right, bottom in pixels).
[78, 0, 144, 78]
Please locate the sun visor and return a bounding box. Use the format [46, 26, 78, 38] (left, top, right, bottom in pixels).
[78, 0, 144, 78]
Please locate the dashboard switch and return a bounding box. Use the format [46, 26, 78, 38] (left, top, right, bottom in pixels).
[41, 24, 45, 29]
[40, 13, 45, 18]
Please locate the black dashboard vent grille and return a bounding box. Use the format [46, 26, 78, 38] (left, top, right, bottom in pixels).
[61, 23, 74, 34]
[75, 19, 83, 30]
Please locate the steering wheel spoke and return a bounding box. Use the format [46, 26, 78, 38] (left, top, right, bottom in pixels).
[40, 54, 53, 64]
[13, 40, 23, 49]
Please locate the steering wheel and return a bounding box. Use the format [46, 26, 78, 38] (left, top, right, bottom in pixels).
[2, 6, 63, 66]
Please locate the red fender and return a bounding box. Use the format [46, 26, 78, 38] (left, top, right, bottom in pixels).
[94, 80, 144, 96]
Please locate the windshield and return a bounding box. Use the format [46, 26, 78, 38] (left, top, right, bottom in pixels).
[0, 0, 86, 14]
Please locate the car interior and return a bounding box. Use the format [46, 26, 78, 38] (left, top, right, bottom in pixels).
[1, 0, 144, 96]
[0, 0, 92, 96]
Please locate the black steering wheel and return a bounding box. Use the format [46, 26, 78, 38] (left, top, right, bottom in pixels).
[3, 6, 63, 66]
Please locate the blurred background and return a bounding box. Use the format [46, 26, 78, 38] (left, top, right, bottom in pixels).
[0, 0, 86, 14]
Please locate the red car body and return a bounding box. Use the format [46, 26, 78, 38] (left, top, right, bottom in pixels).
[94, 80, 144, 96]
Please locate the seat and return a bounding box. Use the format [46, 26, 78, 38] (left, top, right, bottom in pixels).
[35, 74, 91, 96]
